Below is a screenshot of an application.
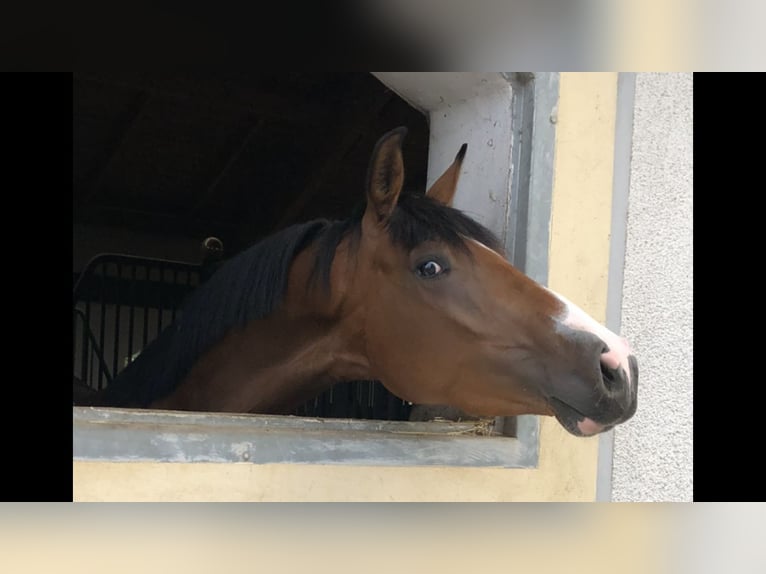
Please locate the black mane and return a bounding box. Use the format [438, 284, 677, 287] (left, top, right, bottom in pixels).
[101, 193, 500, 407]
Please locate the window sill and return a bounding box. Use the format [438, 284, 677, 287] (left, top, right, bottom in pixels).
[73, 406, 539, 468]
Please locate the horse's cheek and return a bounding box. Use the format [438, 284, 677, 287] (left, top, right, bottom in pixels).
[365, 303, 451, 404]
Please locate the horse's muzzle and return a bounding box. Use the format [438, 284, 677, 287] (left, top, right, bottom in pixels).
[550, 354, 639, 437]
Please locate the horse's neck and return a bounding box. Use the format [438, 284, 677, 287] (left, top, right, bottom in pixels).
[151, 245, 371, 414]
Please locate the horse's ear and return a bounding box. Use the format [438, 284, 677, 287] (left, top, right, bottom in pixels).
[425, 143, 467, 206]
[365, 126, 407, 224]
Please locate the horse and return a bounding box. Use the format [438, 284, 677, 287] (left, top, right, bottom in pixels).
[76, 126, 638, 437]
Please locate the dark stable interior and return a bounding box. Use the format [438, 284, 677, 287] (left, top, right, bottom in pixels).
[73, 72, 431, 421]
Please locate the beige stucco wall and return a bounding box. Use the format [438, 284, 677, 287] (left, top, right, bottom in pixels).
[73, 73, 620, 501]
[5, 506, 668, 573]
[611, 73, 693, 501]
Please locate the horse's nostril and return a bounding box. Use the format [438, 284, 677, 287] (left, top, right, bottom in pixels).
[600, 361, 619, 392]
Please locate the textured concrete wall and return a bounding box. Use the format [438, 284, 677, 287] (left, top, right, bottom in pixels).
[612, 73, 693, 501]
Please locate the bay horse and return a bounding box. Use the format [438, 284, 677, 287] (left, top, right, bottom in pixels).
[79, 127, 638, 437]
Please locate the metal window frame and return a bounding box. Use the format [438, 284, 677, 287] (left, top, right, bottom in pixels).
[73, 72, 560, 469]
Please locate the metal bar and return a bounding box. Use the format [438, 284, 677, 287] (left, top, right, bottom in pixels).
[73, 309, 112, 384]
[73, 254, 202, 391]
[127, 263, 135, 366]
[505, 73, 535, 272]
[97, 264, 107, 390]
[368, 380, 374, 410]
[171, 268, 179, 323]
[112, 262, 121, 377]
[80, 298, 90, 384]
[142, 264, 149, 349]
[73, 305, 78, 380]
[373, 382, 385, 420]
[156, 263, 163, 334]
[76, 254, 205, 293]
[356, 384, 364, 418]
[517, 72, 559, 286]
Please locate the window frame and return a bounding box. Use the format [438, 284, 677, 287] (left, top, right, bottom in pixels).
[73, 72, 560, 469]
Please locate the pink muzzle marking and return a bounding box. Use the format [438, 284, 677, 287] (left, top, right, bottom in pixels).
[600, 337, 629, 370]
[548, 289, 633, 388]
[577, 417, 606, 436]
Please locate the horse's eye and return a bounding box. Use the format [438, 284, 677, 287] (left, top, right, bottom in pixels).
[416, 260, 444, 278]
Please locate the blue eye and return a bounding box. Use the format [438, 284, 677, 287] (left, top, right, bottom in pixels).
[416, 260, 444, 278]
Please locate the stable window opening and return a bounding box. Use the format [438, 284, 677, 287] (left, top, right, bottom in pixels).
[74, 72, 558, 467]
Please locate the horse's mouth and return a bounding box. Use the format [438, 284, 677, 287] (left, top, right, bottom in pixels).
[547, 355, 639, 437]
[548, 397, 613, 437]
